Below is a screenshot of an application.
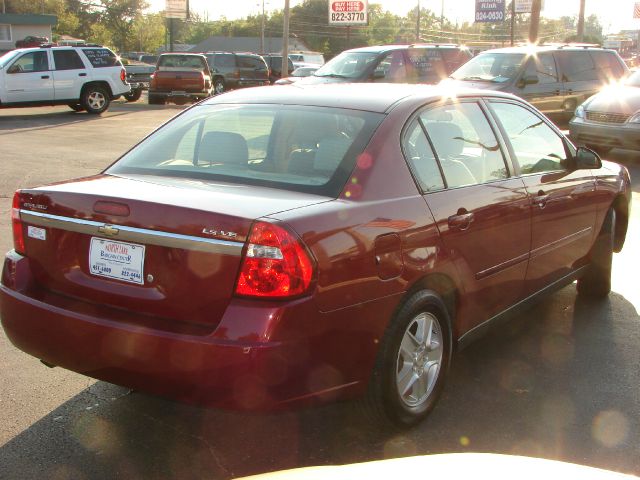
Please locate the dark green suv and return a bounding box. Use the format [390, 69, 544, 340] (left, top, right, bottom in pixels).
[203, 52, 270, 94]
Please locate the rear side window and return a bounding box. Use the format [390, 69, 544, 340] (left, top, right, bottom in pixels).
[238, 56, 267, 70]
[53, 50, 85, 70]
[108, 104, 384, 197]
[213, 54, 235, 68]
[81, 48, 119, 68]
[421, 103, 508, 188]
[373, 51, 408, 82]
[406, 48, 447, 82]
[403, 120, 445, 192]
[590, 51, 625, 80]
[556, 51, 598, 82]
[490, 102, 568, 174]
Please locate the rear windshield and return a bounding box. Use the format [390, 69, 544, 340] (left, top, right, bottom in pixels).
[158, 55, 206, 69]
[107, 104, 384, 197]
[80, 48, 119, 68]
[451, 52, 525, 83]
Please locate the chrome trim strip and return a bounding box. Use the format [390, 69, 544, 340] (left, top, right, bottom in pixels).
[530, 227, 592, 260]
[475, 252, 530, 281]
[20, 210, 244, 255]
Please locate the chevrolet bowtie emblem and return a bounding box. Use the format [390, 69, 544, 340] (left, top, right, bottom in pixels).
[98, 225, 120, 237]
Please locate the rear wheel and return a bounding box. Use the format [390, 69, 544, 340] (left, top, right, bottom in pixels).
[213, 78, 225, 95]
[81, 85, 110, 114]
[358, 290, 452, 428]
[577, 208, 615, 299]
[123, 88, 143, 102]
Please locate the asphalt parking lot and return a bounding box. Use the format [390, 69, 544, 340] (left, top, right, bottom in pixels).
[0, 98, 638, 479]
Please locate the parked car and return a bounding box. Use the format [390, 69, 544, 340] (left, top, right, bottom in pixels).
[298, 44, 472, 86]
[14, 36, 49, 49]
[124, 62, 156, 102]
[448, 44, 629, 121]
[0, 45, 130, 114]
[569, 69, 640, 154]
[274, 65, 319, 85]
[138, 55, 158, 65]
[288, 51, 325, 67]
[1, 84, 631, 427]
[203, 52, 270, 94]
[148, 53, 212, 105]
[261, 54, 294, 83]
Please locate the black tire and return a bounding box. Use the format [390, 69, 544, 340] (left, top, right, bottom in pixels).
[213, 77, 225, 95]
[81, 85, 110, 114]
[577, 208, 615, 299]
[68, 103, 84, 112]
[358, 290, 452, 428]
[148, 95, 166, 105]
[123, 88, 143, 102]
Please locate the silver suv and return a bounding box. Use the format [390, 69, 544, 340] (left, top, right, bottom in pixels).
[0, 44, 130, 114]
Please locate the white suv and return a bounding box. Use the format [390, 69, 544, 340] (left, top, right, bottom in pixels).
[0, 45, 130, 114]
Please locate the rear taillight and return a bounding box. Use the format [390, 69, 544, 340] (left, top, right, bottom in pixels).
[11, 191, 25, 255]
[120, 68, 126, 83]
[235, 221, 314, 298]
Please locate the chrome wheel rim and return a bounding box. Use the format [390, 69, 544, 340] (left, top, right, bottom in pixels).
[215, 82, 224, 94]
[396, 312, 443, 407]
[88, 91, 106, 110]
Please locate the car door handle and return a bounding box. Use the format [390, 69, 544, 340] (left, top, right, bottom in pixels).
[448, 211, 475, 231]
[554, 89, 561, 95]
[41, 75, 50, 79]
[533, 192, 550, 208]
[78, 72, 87, 77]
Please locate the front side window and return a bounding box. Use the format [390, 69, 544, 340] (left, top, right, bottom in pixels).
[451, 53, 525, 83]
[403, 119, 445, 192]
[107, 104, 383, 197]
[490, 102, 568, 174]
[53, 50, 85, 70]
[373, 51, 407, 82]
[421, 102, 508, 188]
[523, 53, 557, 84]
[8, 51, 49, 73]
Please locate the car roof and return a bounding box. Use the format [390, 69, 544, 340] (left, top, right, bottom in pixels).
[159, 52, 206, 56]
[481, 44, 608, 54]
[343, 44, 463, 54]
[202, 83, 519, 113]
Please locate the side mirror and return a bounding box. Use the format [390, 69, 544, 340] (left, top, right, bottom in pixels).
[574, 147, 602, 169]
[518, 74, 539, 88]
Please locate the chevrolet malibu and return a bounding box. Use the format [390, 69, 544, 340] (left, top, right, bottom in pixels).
[0, 84, 632, 427]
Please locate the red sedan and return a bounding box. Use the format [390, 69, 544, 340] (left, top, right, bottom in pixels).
[0, 84, 632, 427]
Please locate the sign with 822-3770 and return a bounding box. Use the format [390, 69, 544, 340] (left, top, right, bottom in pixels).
[329, 0, 368, 25]
[475, 0, 505, 22]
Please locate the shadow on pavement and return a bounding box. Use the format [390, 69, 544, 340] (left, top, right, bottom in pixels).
[0, 286, 638, 479]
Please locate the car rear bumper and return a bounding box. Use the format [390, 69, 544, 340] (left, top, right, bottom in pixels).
[0, 251, 371, 410]
[148, 90, 210, 99]
[569, 118, 640, 150]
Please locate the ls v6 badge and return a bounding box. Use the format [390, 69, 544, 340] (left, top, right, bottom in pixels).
[202, 228, 238, 239]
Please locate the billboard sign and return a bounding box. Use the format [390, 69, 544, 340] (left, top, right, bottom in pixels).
[475, 0, 505, 23]
[166, 0, 187, 19]
[329, 0, 368, 25]
[515, 0, 532, 13]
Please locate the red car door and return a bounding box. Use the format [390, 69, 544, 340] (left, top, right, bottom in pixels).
[404, 100, 531, 335]
[487, 100, 597, 295]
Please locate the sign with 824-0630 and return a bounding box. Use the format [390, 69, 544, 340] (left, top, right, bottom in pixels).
[475, 0, 505, 22]
[329, 0, 368, 25]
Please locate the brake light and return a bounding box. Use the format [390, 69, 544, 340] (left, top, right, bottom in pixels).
[11, 191, 25, 255]
[235, 221, 314, 298]
[120, 68, 126, 83]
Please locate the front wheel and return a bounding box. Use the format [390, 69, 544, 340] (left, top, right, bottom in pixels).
[81, 85, 110, 114]
[358, 290, 452, 428]
[577, 209, 615, 299]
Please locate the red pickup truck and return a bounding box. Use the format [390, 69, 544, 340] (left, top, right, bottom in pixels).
[148, 53, 213, 105]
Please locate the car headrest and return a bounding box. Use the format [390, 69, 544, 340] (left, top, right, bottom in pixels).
[198, 131, 248, 166]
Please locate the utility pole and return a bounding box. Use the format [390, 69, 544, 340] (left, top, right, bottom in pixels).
[440, 0, 444, 41]
[577, 0, 586, 42]
[260, 0, 265, 53]
[510, 0, 515, 46]
[416, 0, 420, 42]
[281, 0, 290, 79]
[528, 0, 542, 44]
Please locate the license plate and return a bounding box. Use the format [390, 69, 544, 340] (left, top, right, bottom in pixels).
[89, 237, 145, 285]
[171, 90, 187, 96]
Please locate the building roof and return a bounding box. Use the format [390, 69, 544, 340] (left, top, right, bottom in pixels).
[0, 13, 57, 26]
[190, 36, 310, 54]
